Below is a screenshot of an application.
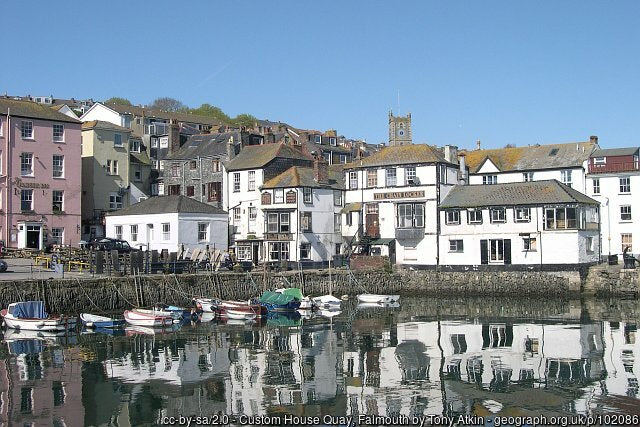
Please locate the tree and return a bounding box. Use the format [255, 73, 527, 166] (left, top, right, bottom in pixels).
[104, 97, 132, 106]
[504, 143, 517, 148]
[150, 97, 185, 112]
[231, 113, 258, 128]
[190, 103, 231, 123]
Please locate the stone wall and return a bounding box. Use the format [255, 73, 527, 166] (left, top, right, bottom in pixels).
[583, 264, 640, 297]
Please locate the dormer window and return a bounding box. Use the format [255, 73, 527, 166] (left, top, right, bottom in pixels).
[314, 135, 322, 144]
[329, 137, 337, 146]
[593, 157, 606, 165]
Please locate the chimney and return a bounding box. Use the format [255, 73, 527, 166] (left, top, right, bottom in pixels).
[458, 153, 468, 185]
[169, 123, 180, 153]
[265, 131, 275, 144]
[226, 135, 236, 160]
[314, 154, 329, 184]
[476, 139, 481, 151]
[444, 145, 458, 163]
[590, 135, 598, 145]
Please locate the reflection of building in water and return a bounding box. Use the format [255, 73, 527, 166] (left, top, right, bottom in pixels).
[0, 342, 84, 426]
[600, 322, 639, 398]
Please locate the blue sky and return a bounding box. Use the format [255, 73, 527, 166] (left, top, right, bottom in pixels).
[2, 1, 639, 149]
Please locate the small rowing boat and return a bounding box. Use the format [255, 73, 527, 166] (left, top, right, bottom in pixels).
[80, 313, 125, 329]
[1, 301, 76, 332]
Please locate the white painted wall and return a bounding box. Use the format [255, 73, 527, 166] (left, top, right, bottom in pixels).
[105, 212, 227, 252]
[470, 165, 587, 193]
[80, 103, 123, 126]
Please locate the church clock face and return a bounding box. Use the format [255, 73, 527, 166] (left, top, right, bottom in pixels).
[398, 129, 405, 137]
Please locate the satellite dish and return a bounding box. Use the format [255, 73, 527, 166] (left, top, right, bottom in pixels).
[412, 176, 421, 185]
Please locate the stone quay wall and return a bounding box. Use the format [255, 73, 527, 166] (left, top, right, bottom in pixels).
[0, 266, 637, 315]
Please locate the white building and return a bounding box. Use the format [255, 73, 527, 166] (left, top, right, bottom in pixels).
[104, 195, 227, 252]
[439, 180, 600, 268]
[465, 138, 598, 193]
[343, 144, 462, 266]
[225, 142, 317, 265]
[585, 147, 639, 257]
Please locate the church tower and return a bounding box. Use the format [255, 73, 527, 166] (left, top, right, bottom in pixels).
[388, 111, 412, 146]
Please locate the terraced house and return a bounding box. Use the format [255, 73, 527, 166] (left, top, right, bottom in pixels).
[0, 98, 82, 249]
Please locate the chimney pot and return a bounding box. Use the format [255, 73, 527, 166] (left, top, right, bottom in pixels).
[314, 154, 329, 184]
[590, 135, 598, 144]
[476, 139, 481, 150]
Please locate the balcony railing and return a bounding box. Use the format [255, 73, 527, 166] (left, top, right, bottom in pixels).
[589, 162, 639, 174]
[144, 123, 169, 135]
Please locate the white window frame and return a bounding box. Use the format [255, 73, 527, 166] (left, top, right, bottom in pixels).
[52, 190, 64, 212]
[468, 209, 482, 224]
[162, 223, 170, 240]
[53, 124, 64, 142]
[21, 121, 33, 139]
[52, 154, 64, 178]
[130, 139, 140, 153]
[134, 164, 142, 181]
[274, 189, 284, 204]
[300, 243, 311, 260]
[233, 173, 240, 192]
[248, 171, 256, 191]
[21, 152, 33, 176]
[620, 205, 632, 222]
[621, 233, 632, 253]
[620, 177, 631, 194]
[349, 171, 358, 189]
[114, 133, 123, 147]
[561, 170, 573, 187]
[334, 213, 341, 233]
[314, 135, 322, 143]
[198, 222, 209, 242]
[445, 210, 460, 225]
[523, 237, 537, 252]
[483, 175, 497, 185]
[490, 208, 506, 223]
[51, 227, 64, 245]
[109, 193, 123, 210]
[115, 225, 123, 240]
[130, 224, 138, 242]
[366, 169, 377, 188]
[248, 207, 257, 233]
[593, 157, 606, 165]
[21, 189, 33, 211]
[523, 172, 533, 182]
[385, 168, 397, 187]
[233, 207, 241, 223]
[592, 178, 600, 195]
[303, 187, 312, 203]
[489, 239, 505, 263]
[333, 190, 343, 206]
[449, 239, 464, 252]
[514, 207, 531, 223]
[405, 167, 416, 185]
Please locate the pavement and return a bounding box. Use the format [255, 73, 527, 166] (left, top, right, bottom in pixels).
[0, 258, 92, 281]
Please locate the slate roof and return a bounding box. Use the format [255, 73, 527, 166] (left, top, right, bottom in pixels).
[262, 165, 344, 190]
[105, 195, 226, 216]
[104, 103, 223, 126]
[463, 141, 597, 173]
[341, 202, 362, 214]
[225, 143, 313, 171]
[0, 98, 81, 124]
[130, 151, 151, 166]
[591, 147, 639, 157]
[82, 120, 132, 132]
[440, 180, 598, 209]
[166, 132, 235, 160]
[344, 144, 450, 169]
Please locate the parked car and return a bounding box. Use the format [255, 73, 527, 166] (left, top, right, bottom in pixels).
[88, 238, 138, 253]
[0, 259, 7, 272]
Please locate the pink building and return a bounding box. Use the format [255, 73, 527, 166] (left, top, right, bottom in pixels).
[0, 98, 82, 249]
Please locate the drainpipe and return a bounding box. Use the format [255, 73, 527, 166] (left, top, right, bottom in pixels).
[435, 163, 441, 270]
[5, 108, 11, 247]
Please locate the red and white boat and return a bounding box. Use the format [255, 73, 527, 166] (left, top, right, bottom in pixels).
[1, 301, 76, 332]
[124, 309, 174, 327]
[219, 300, 265, 318]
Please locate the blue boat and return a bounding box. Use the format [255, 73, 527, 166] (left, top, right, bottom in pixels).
[80, 313, 126, 329]
[258, 290, 301, 313]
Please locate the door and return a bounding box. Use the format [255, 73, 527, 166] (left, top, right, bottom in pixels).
[365, 204, 380, 238]
[26, 225, 41, 249]
[252, 243, 259, 265]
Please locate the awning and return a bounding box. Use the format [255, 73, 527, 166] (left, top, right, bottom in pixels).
[341, 202, 362, 214]
[370, 238, 395, 245]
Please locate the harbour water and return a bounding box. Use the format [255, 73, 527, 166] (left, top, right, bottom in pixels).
[1, 297, 639, 426]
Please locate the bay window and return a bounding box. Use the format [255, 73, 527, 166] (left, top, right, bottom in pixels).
[397, 203, 424, 228]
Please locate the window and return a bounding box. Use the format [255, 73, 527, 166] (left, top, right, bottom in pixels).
[329, 137, 337, 146]
[130, 139, 140, 152]
[385, 168, 397, 186]
[134, 164, 142, 181]
[483, 175, 497, 185]
[303, 187, 312, 203]
[198, 223, 208, 241]
[162, 223, 170, 240]
[346, 212, 353, 226]
[334, 213, 341, 232]
[207, 182, 221, 202]
[52, 381, 65, 406]
[300, 212, 312, 232]
[323, 152, 331, 163]
[212, 159, 221, 172]
[52, 154, 64, 178]
[53, 124, 64, 142]
[269, 242, 289, 261]
[489, 239, 504, 262]
[620, 177, 631, 193]
[621, 205, 632, 221]
[333, 190, 342, 206]
[468, 210, 483, 224]
[586, 236, 595, 253]
[523, 172, 533, 182]
[107, 159, 118, 175]
[130, 225, 138, 242]
[593, 156, 606, 165]
[248, 171, 255, 191]
[233, 173, 240, 192]
[349, 171, 358, 189]
[159, 136, 169, 148]
[21, 152, 33, 176]
[21, 121, 33, 139]
[314, 135, 322, 143]
[439, 165, 447, 184]
[266, 212, 290, 233]
[20, 387, 33, 414]
[490, 208, 506, 223]
[514, 207, 530, 223]
[367, 169, 377, 188]
[114, 225, 123, 240]
[52, 190, 64, 212]
[188, 160, 197, 170]
[237, 245, 251, 261]
[300, 243, 311, 260]
[592, 178, 600, 195]
[248, 207, 257, 233]
[151, 138, 158, 148]
[233, 207, 241, 223]
[51, 228, 64, 245]
[274, 189, 284, 204]
[335, 243, 341, 255]
[397, 203, 425, 228]
[621, 233, 632, 253]
[523, 237, 537, 251]
[186, 186, 195, 197]
[544, 206, 579, 229]
[451, 334, 467, 354]
[340, 154, 347, 164]
[445, 210, 460, 225]
[405, 167, 416, 185]
[109, 193, 123, 209]
[449, 240, 464, 252]
[167, 184, 180, 195]
[114, 133, 123, 147]
[21, 189, 33, 211]
[122, 116, 131, 129]
[561, 170, 572, 187]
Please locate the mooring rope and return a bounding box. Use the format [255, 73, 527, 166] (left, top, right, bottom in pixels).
[111, 281, 138, 308]
[75, 278, 111, 315]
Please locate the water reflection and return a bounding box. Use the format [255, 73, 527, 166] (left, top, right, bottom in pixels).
[0, 297, 639, 426]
